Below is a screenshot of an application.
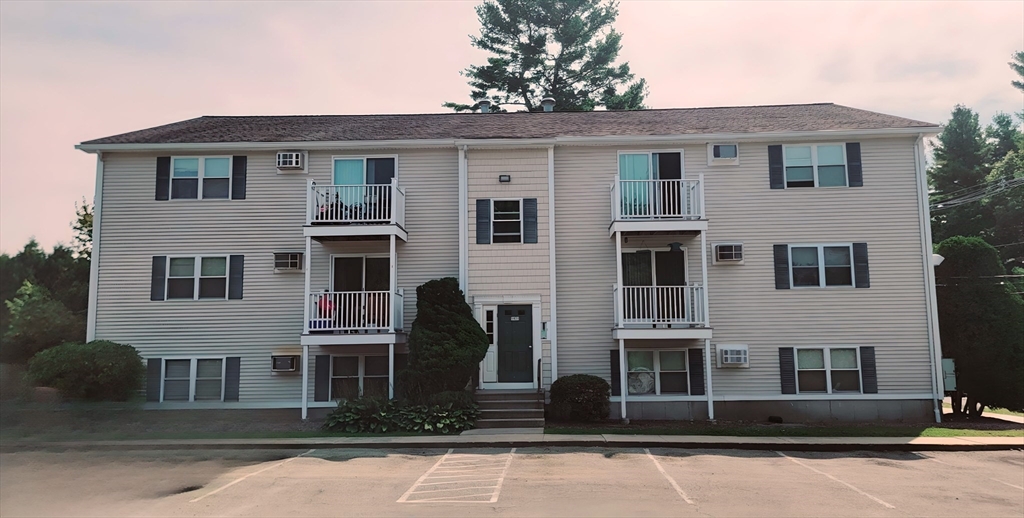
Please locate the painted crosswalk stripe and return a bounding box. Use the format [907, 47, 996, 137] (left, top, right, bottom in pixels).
[398, 449, 516, 504]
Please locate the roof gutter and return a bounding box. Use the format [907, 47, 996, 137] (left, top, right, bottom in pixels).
[75, 126, 941, 153]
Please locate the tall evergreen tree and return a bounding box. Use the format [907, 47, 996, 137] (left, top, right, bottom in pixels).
[1010, 50, 1024, 92]
[444, 0, 648, 112]
[929, 105, 993, 243]
[985, 112, 1021, 164]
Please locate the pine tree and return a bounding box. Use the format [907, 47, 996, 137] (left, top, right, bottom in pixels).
[444, 0, 648, 112]
[929, 105, 993, 243]
[1010, 50, 1024, 92]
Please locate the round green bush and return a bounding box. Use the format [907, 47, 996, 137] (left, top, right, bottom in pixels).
[27, 340, 144, 401]
[549, 374, 610, 422]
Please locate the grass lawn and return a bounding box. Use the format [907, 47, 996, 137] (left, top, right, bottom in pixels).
[545, 421, 1024, 438]
[942, 403, 1024, 418]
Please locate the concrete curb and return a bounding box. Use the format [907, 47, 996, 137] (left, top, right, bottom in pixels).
[3, 435, 1022, 453]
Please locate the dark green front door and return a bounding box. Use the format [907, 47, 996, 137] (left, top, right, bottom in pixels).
[497, 305, 533, 382]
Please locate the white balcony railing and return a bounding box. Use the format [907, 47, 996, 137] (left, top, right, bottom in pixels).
[307, 289, 404, 333]
[307, 179, 406, 227]
[610, 176, 704, 220]
[613, 284, 707, 327]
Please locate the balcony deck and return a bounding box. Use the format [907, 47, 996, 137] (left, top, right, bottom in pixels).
[304, 180, 407, 241]
[302, 289, 406, 346]
[612, 284, 712, 340]
[609, 176, 707, 236]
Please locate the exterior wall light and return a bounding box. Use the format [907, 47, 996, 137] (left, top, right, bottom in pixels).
[499, 175, 511, 183]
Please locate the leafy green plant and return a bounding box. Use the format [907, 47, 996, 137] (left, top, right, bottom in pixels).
[27, 341, 144, 401]
[323, 397, 480, 434]
[1, 281, 85, 364]
[549, 374, 610, 422]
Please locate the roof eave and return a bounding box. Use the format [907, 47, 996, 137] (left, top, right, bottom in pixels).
[75, 126, 941, 153]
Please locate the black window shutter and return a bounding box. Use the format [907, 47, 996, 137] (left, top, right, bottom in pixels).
[146, 358, 162, 402]
[688, 348, 705, 396]
[314, 355, 330, 402]
[224, 357, 241, 401]
[768, 145, 785, 189]
[846, 143, 863, 187]
[231, 156, 247, 200]
[156, 157, 171, 200]
[523, 198, 538, 243]
[228, 255, 244, 299]
[779, 347, 796, 394]
[476, 199, 491, 244]
[150, 256, 167, 301]
[853, 243, 870, 288]
[773, 245, 790, 289]
[860, 346, 878, 394]
[610, 349, 621, 396]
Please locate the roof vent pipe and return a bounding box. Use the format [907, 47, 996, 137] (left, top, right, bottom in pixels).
[541, 98, 555, 112]
[478, 100, 491, 113]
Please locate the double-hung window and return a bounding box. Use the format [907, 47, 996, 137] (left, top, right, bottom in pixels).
[492, 200, 523, 243]
[171, 157, 231, 199]
[790, 244, 853, 288]
[796, 348, 860, 393]
[626, 350, 688, 395]
[784, 145, 847, 188]
[166, 256, 228, 300]
[331, 355, 389, 400]
[162, 358, 224, 401]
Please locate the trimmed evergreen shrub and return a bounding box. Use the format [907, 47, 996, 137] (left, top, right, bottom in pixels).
[401, 278, 489, 400]
[27, 341, 144, 401]
[322, 397, 479, 434]
[427, 390, 477, 409]
[549, 374, 610, 422]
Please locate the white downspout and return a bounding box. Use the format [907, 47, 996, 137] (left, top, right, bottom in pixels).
[547, 145, 558, 381]
[458, 145, 469, 295]
[85, 152, 104, 342]
[914, 133, 944, 423]
[301, 344, 309, 420]
[700, 230, 714, 420]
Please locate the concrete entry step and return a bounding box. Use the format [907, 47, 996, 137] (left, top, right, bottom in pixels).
[480, 408, 545, 420]
[474, 389, 546, 429]
[475, 418, 546, 429]
[476, 400, 545, 410]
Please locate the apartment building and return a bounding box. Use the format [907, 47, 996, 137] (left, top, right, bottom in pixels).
[76, 103, 944, 422]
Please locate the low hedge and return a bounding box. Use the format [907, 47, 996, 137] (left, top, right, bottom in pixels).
[323, 397, 479, 434]
[549, 374, 610, 422]
[27, 341, 144, 401]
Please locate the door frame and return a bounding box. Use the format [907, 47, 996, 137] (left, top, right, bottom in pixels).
[330, 154, 400, 185]
[620, 246, 690, 286]
[615, 149, 686, 180]
[328, 253, 391, 292]
[473, 294, 542, 390]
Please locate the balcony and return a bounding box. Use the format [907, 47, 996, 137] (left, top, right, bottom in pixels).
[612, 284, 711, 340]
[302, 289, 405, 345]
[304, 180, 407, 240]
[609, 176, 706, 235]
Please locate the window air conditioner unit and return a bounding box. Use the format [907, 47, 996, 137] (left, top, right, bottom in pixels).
[276, 152, 304, 170]
[717, 345, 749, 368]
[271, 355, 300, 372]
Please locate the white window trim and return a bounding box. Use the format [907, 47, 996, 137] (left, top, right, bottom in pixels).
[165, 255, 229, 301]
[160, 357, 226, 402]
[170, 156, 233, 200]
[712, 242, 744, 265]
[490, 198, 524, 244]
[329, 155, 400, 185]
[615, 149, 687, 179]
[620, 246, 691, 286]
[707, 143, 739, 166]
[273, 252, 304, 273]
[782, 143, 848, 188]
[794, 346, 863, 395]
[787, 243, 855, 289]
[626, 349, 689, 396]
[329, 354, 389, 400]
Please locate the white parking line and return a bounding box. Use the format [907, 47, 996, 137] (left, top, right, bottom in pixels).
[189, 449, 315, 503]
[644, 448, 694, 505]
[991, 478, 1024, 491]
[398, 449, 515, 504]
[775, 451, 895, 509]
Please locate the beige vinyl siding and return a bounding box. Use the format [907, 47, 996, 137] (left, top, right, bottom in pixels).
[94, 148, 459, 405]
[467, 148, 552, 385]
[553, 139, 932, 396]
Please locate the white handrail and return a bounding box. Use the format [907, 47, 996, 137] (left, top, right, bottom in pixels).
[614, 284, 706, 326]
[309, 183, 402, 224]
[308, 290, 400, 332]
[613, 178, 703, 220]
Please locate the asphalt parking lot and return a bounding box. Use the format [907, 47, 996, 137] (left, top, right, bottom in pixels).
[1, 447, 1021, 517]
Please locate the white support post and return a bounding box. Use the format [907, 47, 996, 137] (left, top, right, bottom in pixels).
[389, 234, 397, 332]
[547, 145, 558, 381]
[614, 231, 624, 327]
[306, 178, 314, 225]
[700, 230, 710, 327]
[301, 344, 309, 420]
[303, 236, 313, 334]
[388, 342, 395, 400]
[458, 145, 468, 295]
[705, 338, 715, 421]
[619, 339, 627, 422]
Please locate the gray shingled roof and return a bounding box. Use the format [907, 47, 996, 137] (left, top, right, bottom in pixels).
[80, 103, 937, 145]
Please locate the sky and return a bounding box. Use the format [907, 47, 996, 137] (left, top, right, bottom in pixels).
[1, 0, 1022, 254]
